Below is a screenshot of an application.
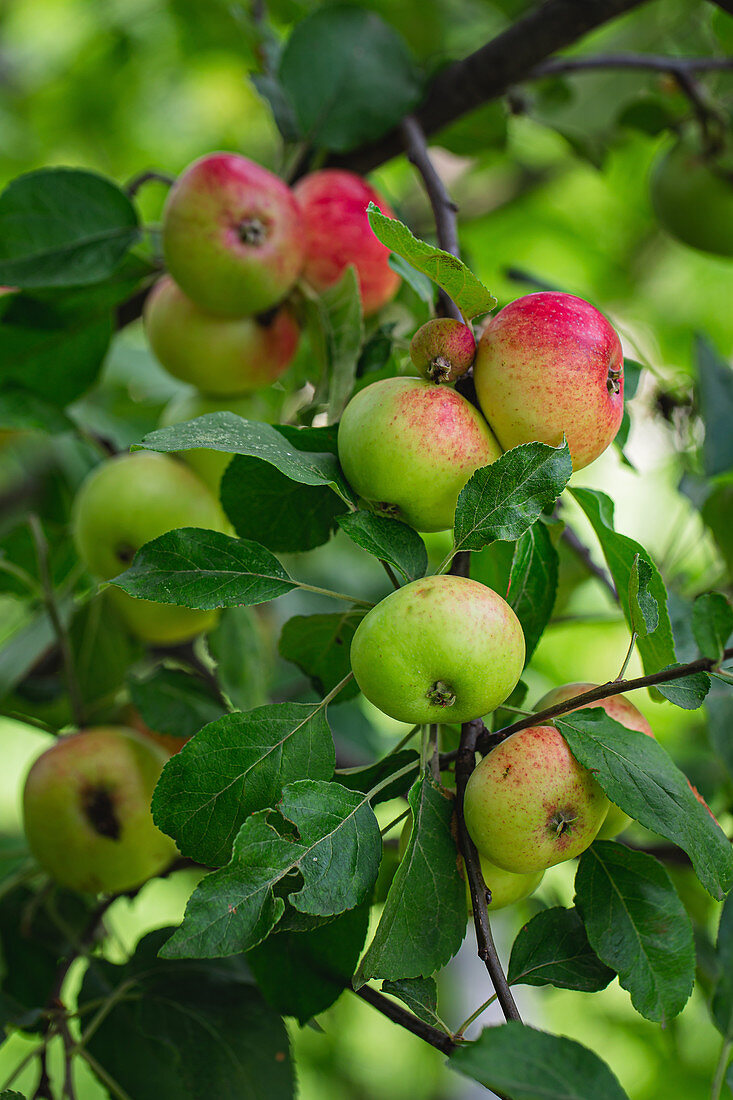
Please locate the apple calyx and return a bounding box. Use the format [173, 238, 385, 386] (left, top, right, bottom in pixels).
[82, 786, 121, 840]
[549, 808, 577, 838]
[607, 365, 623, 394]
[238, 217, 268, 246]
[427, 356, 453, 383]
[426, 680, 456, 708]
[376, 501, 401, 520]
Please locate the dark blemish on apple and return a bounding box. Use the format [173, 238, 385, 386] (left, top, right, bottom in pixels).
[83, 786, 122, 841]
[115, 542, 136, 565]
[502, 765, 512, 779]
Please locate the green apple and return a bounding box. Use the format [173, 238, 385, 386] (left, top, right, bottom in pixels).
[650, 139, 733, 256]
[159, 391, 265, 494]
[410, 318, 476, 383]
[23, 727, 178, 894]
[337, 377, 502, 532]
[474, 292, 624, 471]
[463, 724, 609, 873]
[535, 682, 654, 838]
[72, 451, 226, 644]
[350, 575, 525, 725]
[162, 153, 305, 316]
[144, 276, 300, 395]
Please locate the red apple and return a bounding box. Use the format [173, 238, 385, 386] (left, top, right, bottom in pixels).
[474, 292, 624, 470]
[162, 153, 305, 317]
[410, 318, 476, 384]
[293, 169, 400, 315]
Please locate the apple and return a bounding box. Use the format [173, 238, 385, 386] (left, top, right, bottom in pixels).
[535, 682, 654, 838]
[350, 575, 525, 725]
[293, 169, 400, 315]
[410, 318, 476, 383]
[124, 706, 192, 758]
[463, 725, 609, 873]
[158, 391, 266, 494]
[72, 451, 226, 644]
[650, 139, 733, 257]
[473, 292, 624, 470]
[337, 377, 502, 532]
[162, 153, 305, 317]
[144, 276, 300, 396]
[23, 727, 178, 894]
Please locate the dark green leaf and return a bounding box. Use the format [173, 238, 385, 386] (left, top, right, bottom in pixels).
[338, 512, 428, 584]
[70, 594, 142, 707]
[162, 781, 380, 958]
[712, 892, 733, 1038]
[0, 168, 139, 287]
[251, 74, 300, 143]
[367, 205, 496, 319]
[654, 665, 711, 709]
[355, 773, 465, 984]
[507, 522, 559, 661]
[335, 750, 420, 805]
[450, 1022, 629, 1099]
[692, 592, 733, 662]
[382, 977, 450, 1033]
[112, 528, 296, 610]
[248, 903, 369, 1024]
[572, 488, 675, 678]
[0, 388, 74, 433]
[0, 597, 74, 700]
[707, 677, 733, 780]
[0, 1092, 27, 1099]
[152, 703, 335, 866]
[129, 667, 225, 740]
[324, 266, 364, 422]
[454, 441, 572, 553]
[575, 843, 694, 1023]
[206, 606, 270, 712]
[278, 611, 364, 700]
[279, 8, 421, 153]
[507, 906, 614, 992]
[556, 709, 733, 899]
[623, 358, 643, 400]
[628, 553, 659, 638]
[695, 335, 733, 478]
[81, 930, 293, 1100]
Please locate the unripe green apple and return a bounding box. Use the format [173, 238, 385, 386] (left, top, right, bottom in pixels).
[534, 682, 654, 838]
[23, 727, 177, 894]
[650, 139, 733, 256]
[144, 276, 300, 396]
[72, 451, 226, 644]
[350, 575, 525, 725]
[463, 725, 609, 873]
[337, 377, 502, 532]
[162, 153, 305, 316]
[159, 391, 264, 494]
[293, 169, 400, 316]
[474, 292, 624, 470]
[410, 318, 476, 383]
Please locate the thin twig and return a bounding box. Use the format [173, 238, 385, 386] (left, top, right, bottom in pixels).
[124, 170, 175, 199]
[615, 631, 637, 681]
[57, 1016, 78, 1100]
[32, 1046, 52, 1100]
[354, 985, 455, 1055]
[561, 525, 618, 601]
[28, 514, 85, 729]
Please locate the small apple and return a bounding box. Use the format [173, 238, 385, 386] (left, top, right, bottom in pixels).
[337, 377, 502, 532]
[350, 575, 525, 725]
[72, 451, 226, 644]
[650, 139, 733, 257]
[144, 276, 300, 396]
[410, 318, 476, 383]
[162, 153, 305, 316]
[158, 391, 266, 494]
[535, 682, 654, 838]
[23, 727, 178, 894]
[463, 725, 609, 873]
[293, 169, 400, 315]
[124, 706, 191, 758]
[473, 292, 624, 470]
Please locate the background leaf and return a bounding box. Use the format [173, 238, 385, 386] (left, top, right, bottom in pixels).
[278, 612, 364, 700]
[692, 592, 733, 661]
[381, 977, 450, 1033]
[506, 521, 559, 662]
[695, 335, 733, 478]
[711, 892, 733, 1039]
[129, 667, 225, 740]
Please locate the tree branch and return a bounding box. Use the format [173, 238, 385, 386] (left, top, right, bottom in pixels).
[354, 985, 455, 1055]
[561, 524, 618, 601]
[530, 53, 733, 78]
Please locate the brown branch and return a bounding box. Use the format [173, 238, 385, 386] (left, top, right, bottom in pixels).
[561, 524, 618, 602]
[354, 985, 455, 1055]
[124, 170, 175, 199]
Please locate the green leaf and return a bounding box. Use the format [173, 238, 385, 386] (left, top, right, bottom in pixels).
[112, 528, 296, 610]
[388, 254, 434, 302]
[450, 1022, 629, 1099]
[575, 842, 695, 1023]
[324, 266, 364, 422]
[152, 703, 335, 866]
[381, 977, 450, 1034]
[162, 780, 380, 959]
[278, 611, 364, 700]
[251, 73, 300, 143]
[453, 441, 572, 554]
[0, 1092, 27, 1099]
[556, 709, 733, 899]
[355, 773, 465, 984]
[0, 387, 74, 433]
[712, 892, 733, 1038]
[334, 750, 420, 805]
[507, 906, 614, 992]
[628, 553, 659, 638]
[70, 593, 142, 708]
[707, 677, 733, 780]
[367, 205, 496, 320]
[692, 592, 733, 662]
[695, 335, 733, 478]
[338, 512, 428, 584]
[654, 665, 711, 709]
[248, 903, 370, 1024]
[507, 521, 559, 662]
[0, 596, 74, 700]
[81, 930, 293, 1100]
[129, 667, 225, 740]
[206, 606, 271, 712]
[0, 168, 140, 287]
[279, 8, 421, 153]
[572, 488, 676, 679]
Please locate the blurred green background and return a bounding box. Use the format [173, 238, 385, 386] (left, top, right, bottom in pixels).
[0, 0, 732, 1097]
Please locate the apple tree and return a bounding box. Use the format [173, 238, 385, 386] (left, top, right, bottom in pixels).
[0, 1, 732, 1098]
